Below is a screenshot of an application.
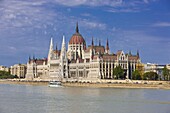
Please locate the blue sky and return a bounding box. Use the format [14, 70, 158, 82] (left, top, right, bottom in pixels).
[0, 0, 170, 66]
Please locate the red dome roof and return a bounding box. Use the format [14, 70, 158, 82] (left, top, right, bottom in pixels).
[69, 33, 85, 44]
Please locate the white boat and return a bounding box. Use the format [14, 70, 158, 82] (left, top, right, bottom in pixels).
[48, 81, 62, 87]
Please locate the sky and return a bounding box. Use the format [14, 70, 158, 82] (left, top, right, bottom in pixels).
[0, 0, 170, 66]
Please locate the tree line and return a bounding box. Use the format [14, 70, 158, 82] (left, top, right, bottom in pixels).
[0, 71, 18, 79]
[113, 66, 170, 81]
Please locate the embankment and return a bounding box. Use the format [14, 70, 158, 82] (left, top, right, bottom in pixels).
[0, 79, 170, 89]
[62, 82, 170, 89]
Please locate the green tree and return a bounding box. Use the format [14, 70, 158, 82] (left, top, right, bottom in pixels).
[0, 70, 18, 79]
[143, 72, 158, 80]
[162, 67, 170, 81]
[132, 70, 142, 80]
[113, 66, 124, 79]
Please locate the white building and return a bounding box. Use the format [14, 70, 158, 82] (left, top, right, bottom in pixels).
[10, 64, 27, 78]
[26, 23, 141, 81]
[144, 63, 165, 80]
[0, 65, 9, 72]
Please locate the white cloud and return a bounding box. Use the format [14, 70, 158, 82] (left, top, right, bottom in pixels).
[81, 13, 91, 17]
[0, 0, 57, 29]
[81, 19, 106, 30]
[143, 0, 149, 4]
[9, 46, 17, 51]
[52, 0, 158, 7]
[152, 22, 170, 27]
[53, 0, 123, 7]
[52, 0, 158, 14]
[107, 8, 139, 13]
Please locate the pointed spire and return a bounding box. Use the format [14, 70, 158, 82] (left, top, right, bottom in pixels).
[137, 50, 139, 57]
[29, 55, 31, 61]
[62, 35, 65, 45]
[76, 22, 79, 33]
[60, 35, 67, 59]
[56, 42, 58, 51]
[48, 37, 53, 62]
[50, 37, 53, 50]
[99, 39, 101, 46]
[106, 38, 109, 50]
[92, 37, 94, 46]
[105, 38, 110, 54]
[129, 50, 132, 56]
[29, 55, 31, 63]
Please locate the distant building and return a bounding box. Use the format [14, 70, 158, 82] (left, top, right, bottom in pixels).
[166, 64, 170, 70]
[10, 64, 27, 78]
[144, 63, 157, 73]
[136, 63, 145, 75]
[144, 63, 165, 80]
[26, 23, 141, 81]
[26, 58, 48, 80]
[0, 65, 10, 72]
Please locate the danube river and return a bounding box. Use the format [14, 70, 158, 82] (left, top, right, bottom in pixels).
[0, 84, 170, 113]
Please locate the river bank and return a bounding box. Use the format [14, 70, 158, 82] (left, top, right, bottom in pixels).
[0, 79, 48, 86]
[62, 82, 170, 89]
[0, 79, 170, 89]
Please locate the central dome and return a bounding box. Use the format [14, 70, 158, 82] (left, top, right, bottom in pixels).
[69, 33, 85, 44]
[69, 23, 86, 45]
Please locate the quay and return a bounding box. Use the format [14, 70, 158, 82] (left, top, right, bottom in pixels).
[0, 79, 170, 89]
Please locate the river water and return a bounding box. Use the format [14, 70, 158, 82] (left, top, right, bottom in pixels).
[0, 84, 170, 113]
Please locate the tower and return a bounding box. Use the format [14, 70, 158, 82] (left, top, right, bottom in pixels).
[68, 22, 86, 60]
[60, 35, 68, 79]
[76, 22, 79, 33]
[99, 39, 101, 46]
[48, 37, 53, 62]
[137, 50, 140, 58]
[90, 37, 94, 60]
[129, 50, 132, 56]
[105, 38, 110, 54]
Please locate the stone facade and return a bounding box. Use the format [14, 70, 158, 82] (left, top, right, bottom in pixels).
[0, 65, 10, 72]
[10, 64, 27, 78]
[144, 63, 167, 80]
[26, 23, 141, 81]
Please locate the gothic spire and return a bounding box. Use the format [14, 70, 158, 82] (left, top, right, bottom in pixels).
[29, 55, 31, 61]
[92, 37, 94, 46]
[62, 35, 65, 45]
[56, 42, 58, 51]
[60, 35, 67, 59]
[137, 50, 139, 57]
[129, 50, 132, 56]
[91, 37, 94, 60]
[99, 39, 101, 46]
[48, 37, 53, 62]
[76, 22, 79, 33]
[50, 37, 53, 50]
[28, 55, 31, 63]
[105, 38, 110, 54]
[106, 38, 109, 50]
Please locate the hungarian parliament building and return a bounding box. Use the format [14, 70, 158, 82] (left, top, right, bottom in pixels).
[26, 23, 141, 81]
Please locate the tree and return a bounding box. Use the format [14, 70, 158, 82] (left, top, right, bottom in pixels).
[132, 70, 142, 80]
[143, 72, 158, 80]
[162, 67, 170, 81]
[0, 70, 18, 79]
[113, 66, 124, 79]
